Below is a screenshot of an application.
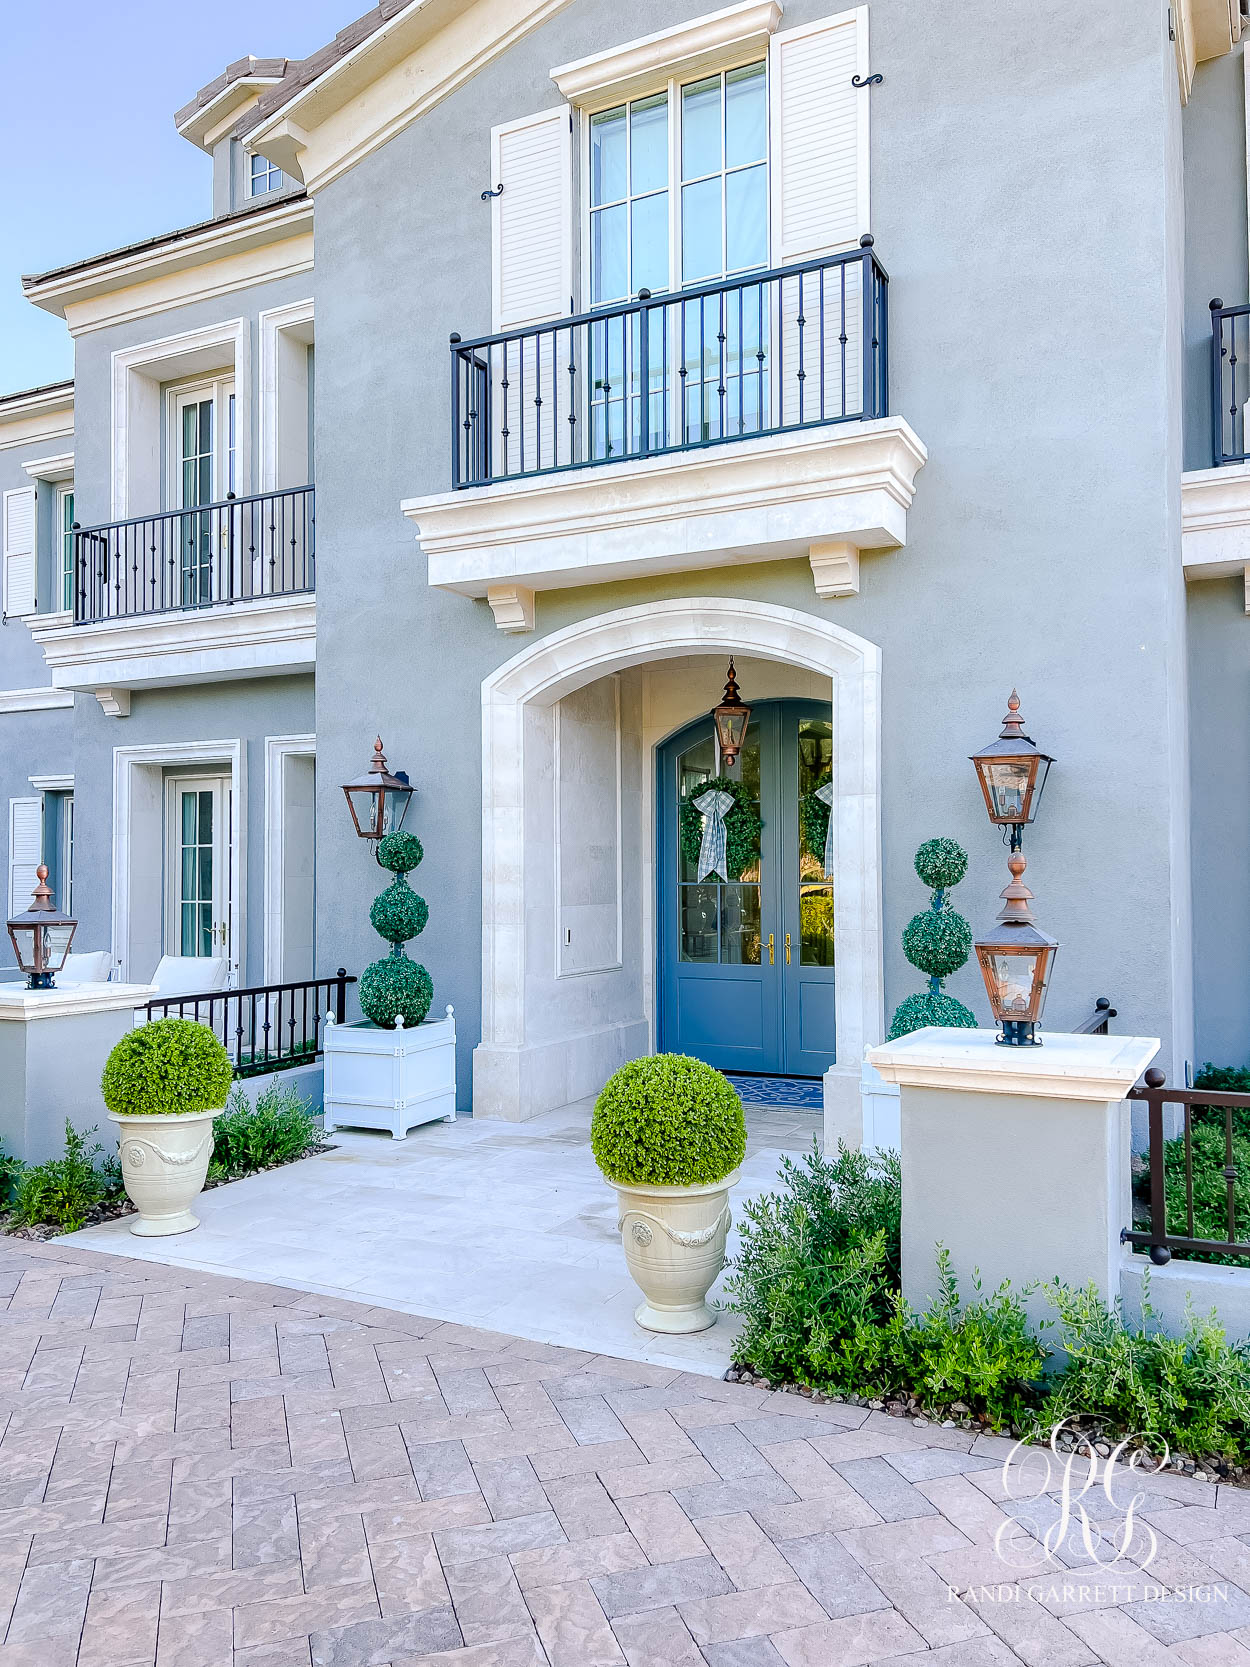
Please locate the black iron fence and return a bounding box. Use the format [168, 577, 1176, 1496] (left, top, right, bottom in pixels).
[1124, 1068, 1250, 1263]
[1072, 997, 1117, 1036]
[145, 969, 354, 1079]
[452, 241, 888, 488]
[1211, 300, 1250, 465]
[73, 485, 314, 623]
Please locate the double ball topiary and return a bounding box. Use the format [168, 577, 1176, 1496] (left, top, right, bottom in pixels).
[592, 1054, 746, 1187]
[360, 828, 433, 1029]
[102, 1018, 233, 1117]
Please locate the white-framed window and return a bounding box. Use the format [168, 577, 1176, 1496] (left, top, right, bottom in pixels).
[586, 58, 768, 306]
[249, 152, 285, 197]
[56, 484, 75, 614]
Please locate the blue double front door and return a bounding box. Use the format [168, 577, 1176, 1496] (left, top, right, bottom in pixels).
[658, 699, 836, 1077]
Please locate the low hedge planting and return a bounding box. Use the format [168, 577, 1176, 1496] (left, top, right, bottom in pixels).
[591, 1055, 746, 1187]
[102, 1018, 232, 1117]
[726, 1140, 1250, 1467]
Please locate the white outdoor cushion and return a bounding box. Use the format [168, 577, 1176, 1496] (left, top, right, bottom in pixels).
[58, 950, 114, 984]
[149, 955, 230, 998]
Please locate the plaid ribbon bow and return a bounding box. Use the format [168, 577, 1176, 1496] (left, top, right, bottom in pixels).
[814, 781, 835, 878]
[693, 789, 736, 882]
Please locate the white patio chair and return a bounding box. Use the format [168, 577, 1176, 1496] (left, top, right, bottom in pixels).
[57, 949, 114, 985]
[135, 955, 230, 1024]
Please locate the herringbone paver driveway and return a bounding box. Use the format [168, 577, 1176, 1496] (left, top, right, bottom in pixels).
[2, 1238, 1250, 1666]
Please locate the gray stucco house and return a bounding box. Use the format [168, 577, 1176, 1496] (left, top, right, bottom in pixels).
[2, 0, 1247, 1133]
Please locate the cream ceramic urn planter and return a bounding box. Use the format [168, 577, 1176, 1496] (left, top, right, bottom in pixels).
[109, 1107, 219, 1236]
[611, 1170, 740, 1334]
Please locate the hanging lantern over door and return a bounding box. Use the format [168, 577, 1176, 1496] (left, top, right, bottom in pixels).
[712, 660, 751, 769]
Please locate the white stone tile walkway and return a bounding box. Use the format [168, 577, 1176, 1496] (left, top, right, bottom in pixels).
[66, 1099, 822, 1377]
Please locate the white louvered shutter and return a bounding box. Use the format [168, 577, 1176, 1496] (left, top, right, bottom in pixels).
[490, 108, 573, 476]
[492, 106, 573, 330]
[8, 797, 41, 917]
[2, 487, 37, 619]
[770, 7, 870, 263]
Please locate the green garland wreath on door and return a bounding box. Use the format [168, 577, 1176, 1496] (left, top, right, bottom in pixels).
[678, 777, 763, 882]
[800, 769, 833, 866]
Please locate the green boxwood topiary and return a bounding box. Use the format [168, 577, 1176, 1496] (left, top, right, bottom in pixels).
[358, 954, 433, 1028]
[101, 1018, 233, 1117]
[370, 878, 429, 945]
[377, 830, 424, 874]
[886, 991, 979, 1042]
[914, 837, 968, 894]
[591, 1054, 746, 1187]
[902, 908, 973, 980]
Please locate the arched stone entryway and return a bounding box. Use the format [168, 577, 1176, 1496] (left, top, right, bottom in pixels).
[474, 597, 884, 1122]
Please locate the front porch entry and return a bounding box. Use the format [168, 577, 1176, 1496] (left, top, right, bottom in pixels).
[473, 598, 884, 1123]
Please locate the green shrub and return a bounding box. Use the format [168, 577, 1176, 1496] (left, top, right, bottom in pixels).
[1044, 1282, 1250, 1457]
[1160, 1122, 1250, 1247]
[902, 908, 973, 980]
[896, 1249, 1048, 1431]
[210, 1081, 321, 1181]
[887, 991, 979, 1043]
[591, 1055, 745, 1186]
[369, 877, 429, 945]
[1192, 1062, 1250, 1141]
[377, 830, 424, 874]
[913, 837, 969, 893]
[359, 953, 433, 1028]
[724, 1143, 903, 1391]
[101, 1018, 232, 1117]
[9, 1122, 120, 1232]
[0, 1143, 23, 1208]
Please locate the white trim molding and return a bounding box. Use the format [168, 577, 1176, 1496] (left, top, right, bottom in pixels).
[29, 774, 73, 792]
[0, 982, 157, 1024]
[112, 738, 245, 985]
[30, 594, 316, 697]
[0, 686, 74, 715]
[24, 198, 312, 335]
[405, 418, 926, 626]
[258, 299, 315, 492]
[263, 733, 316, 983]
[474, 597, 883, 1121]
[246, 0, 573, 196]
[0, 386, 74, 455]
[111, 318, 249, 517]
[1182, 462, 1250, 606]
[552, 0, 782, 107]
[20, 452, 74, 484]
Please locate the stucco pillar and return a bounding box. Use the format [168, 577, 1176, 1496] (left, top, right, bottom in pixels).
[866, 1027, 1160, 1330]
[0, 983, 156, 1164]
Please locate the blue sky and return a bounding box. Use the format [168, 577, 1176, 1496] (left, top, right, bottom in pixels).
[0, 1, 352, 395]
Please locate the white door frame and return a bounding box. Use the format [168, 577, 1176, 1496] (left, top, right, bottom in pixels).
[163, 773, 232, 962]
[112, 738, 245, 984]
[476, 596, 883, 1122]
[263, 733, 316, 982]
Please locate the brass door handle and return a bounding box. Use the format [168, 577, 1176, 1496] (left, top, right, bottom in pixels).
[785, 932, 792, 965]
[768, 933, 774, 965]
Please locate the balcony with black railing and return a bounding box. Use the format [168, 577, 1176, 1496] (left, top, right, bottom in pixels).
[72, 485, 314, 623]
[451, 241, 887, 489]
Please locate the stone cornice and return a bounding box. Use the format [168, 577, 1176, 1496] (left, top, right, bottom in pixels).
[867, 1028, 1162, 1103]
[551, 0, 783, 108]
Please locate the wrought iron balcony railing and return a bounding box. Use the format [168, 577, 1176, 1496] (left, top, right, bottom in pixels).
[451, 241, 888, 489]
[1212, 300, 1250, 465]
[73, 485, 314, 623]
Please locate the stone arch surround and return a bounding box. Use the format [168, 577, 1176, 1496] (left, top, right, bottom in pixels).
[474, 598, 884, 1122]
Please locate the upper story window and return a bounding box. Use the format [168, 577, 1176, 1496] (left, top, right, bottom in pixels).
[57, 485, 74, 613]
[249, 152, 285, 197]
[588, 61, 767, 307]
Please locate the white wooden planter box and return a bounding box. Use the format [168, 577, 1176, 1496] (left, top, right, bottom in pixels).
[323, 1005, 456, 1139]
[860, 1055, 901, 1155]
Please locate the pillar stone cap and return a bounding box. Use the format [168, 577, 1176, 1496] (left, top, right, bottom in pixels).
[866, 1027, 1161, 1101]
[0, 983, 157, 1023]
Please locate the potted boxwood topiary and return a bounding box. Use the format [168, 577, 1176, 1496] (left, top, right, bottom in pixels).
[101, 1017, 232, 1236]
[592, 1055, 746, 1334]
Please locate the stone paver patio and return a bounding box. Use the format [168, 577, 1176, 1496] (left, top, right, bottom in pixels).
[4, 1238, 1250, 1665]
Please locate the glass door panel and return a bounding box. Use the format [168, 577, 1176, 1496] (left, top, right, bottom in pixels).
[178, 395, 214, 607]
[781, 710, 837, 1074]
[167, 776, 230, 969]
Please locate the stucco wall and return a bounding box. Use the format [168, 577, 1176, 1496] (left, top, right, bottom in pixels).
[305, 0, 1191, 1103]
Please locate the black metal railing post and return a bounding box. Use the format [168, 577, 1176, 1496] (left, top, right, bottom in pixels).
[334, 967, 348, 1025]
[1211, 298, 1226, 467]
